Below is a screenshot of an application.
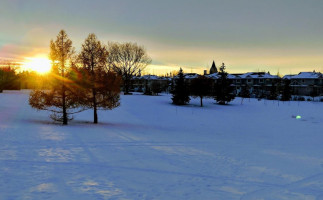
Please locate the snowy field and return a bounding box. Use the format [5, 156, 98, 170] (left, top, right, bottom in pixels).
[0, 90, 323, 200]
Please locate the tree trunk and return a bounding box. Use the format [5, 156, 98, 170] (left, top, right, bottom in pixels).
[62, 84, 68, 125]
[93, 88, 98, 124]
[200, 96, 203, 107]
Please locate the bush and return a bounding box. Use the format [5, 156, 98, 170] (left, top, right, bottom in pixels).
[298, 97, 305, 101]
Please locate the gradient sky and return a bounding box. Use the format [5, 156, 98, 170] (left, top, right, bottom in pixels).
[1, 0, 323, 75]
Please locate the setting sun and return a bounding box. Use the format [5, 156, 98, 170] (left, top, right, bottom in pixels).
[22, 57, 52, 74]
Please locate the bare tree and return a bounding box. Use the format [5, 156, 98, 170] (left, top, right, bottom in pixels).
[190, 76, 213, 107]
[78, 33, 121, 124]
[108, 42, 151, 94]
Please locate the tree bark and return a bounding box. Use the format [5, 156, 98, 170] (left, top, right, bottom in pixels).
[93, 88, 98, 124]
[62, 83, 68, 125]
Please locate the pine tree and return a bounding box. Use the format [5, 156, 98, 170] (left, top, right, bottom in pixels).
[151, 81, 162, 95]
[78, 33, 121, 124]
[190, 76, 213, 107]
[268, 80, 278, 100]
[310, 86, 318, 101]
[281, 79, 292, 101]
[29, 30, 80, 125]
[239, 85, 250, 104]
[213, 63, 235, 105]
[171, 68, 190, 105]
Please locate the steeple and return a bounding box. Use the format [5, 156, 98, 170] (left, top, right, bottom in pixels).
[210, 61, 218, 74]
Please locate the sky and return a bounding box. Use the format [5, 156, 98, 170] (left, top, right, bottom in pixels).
[1, 0, 323, 75]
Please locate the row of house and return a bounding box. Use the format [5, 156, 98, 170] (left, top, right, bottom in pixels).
[130, 64, 323, 97]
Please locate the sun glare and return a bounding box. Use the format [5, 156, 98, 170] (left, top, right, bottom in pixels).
[22, 57, 52, 74]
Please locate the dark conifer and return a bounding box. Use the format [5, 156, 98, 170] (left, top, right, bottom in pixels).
[268, 81, 278, 100]
[171, 68, 190, 105]
[213, 63, 235, 105]
[281, 79, 292, 101]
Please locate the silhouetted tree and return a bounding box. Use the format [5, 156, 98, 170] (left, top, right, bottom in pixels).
[281, 79, 292, 101]
[171, 68, 190, 105]
[151, 81, 162, 95]
[29, 30, 79, 125]
[78, 33, 121, 123]
[239, 85, 250, 104]
[213, 63, 235, 105]
[268, 81, 278, 100]
[190, 76, 213, 107]
[0, 61, 20, 92]
[310, 86, 318, 101]
[108, 42, 151, 94]
[143, 79, 152, 95]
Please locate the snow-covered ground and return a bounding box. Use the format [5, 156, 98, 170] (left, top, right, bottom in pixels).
[0, 90, 322, 200]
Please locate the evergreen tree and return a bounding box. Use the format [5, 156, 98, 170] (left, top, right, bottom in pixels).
[171, 68, 190, 105]
[281, 79, 291, 101]
[190, 76, 213, 107]
[0, 66, 19, 92]
[310, 86, 318, 101]
[268, 80, 278, 100]
[213, 63, 235, 105]
[29, 30, 80, 125]
[239, 85, 250, 104]
[78, 33, 121, 124]
[151, 81, 162, 95]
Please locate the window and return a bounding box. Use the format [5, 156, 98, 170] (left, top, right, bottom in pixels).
[259, 79, 264, 83]
[247, 79, 251, 83]
[236, 79, 241, 83]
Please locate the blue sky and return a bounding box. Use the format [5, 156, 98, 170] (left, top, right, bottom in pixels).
[1, 0, 323, 75]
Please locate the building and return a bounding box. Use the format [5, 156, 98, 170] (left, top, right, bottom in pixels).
[283, 71, 323, 96]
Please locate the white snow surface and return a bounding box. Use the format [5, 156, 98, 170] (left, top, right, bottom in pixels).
[285, 72, 323, 79]
[0, 90, 323, 200]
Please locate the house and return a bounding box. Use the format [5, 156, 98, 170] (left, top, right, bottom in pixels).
[283, 71, 323, 96]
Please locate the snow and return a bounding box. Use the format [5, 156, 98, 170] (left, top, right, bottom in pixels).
[205, 73, 237, 79]
[284, 72, 323, 79]
[239, 72, 279, 79]
[0, 90, 323, 199]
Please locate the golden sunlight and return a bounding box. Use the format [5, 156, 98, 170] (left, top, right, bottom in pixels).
[22, 57, 52, 74]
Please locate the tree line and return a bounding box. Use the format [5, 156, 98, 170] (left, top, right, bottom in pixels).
[29, 30, 151, 125]
[170, 63, 297, 107]
[171, 63, 235, 107]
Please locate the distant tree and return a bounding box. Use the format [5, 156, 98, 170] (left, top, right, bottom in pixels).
[213, 63, 235, 105]
[239, 85, 250, 104]
[281, 79, 292, 101]
[310, 86, 318, 101]
[78, 33, 121, 124]
[0, 61, 20, 92]
[268, 80, 278, 100]
[29, 30, 80, 125]
[143, 79, 152, 95]
[108, 42, 151, 94]
[171, 68, 190, 105]
[190, 76, 213, 107]
[151, 81, 162, 95]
